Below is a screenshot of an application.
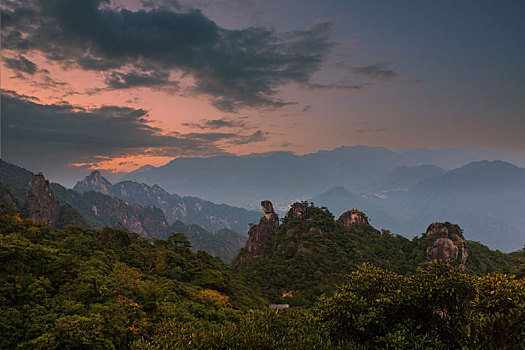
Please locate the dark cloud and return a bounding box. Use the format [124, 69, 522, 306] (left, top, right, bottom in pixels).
[350, 64, 398, 81]
[346, 63, 422, 84]
[2, 54, 37, 75]
[1, 88, 40, 101]
[1, 93, 270, 177]
[231, 130, 269, 145]
[1, 0, 337, 111]
[104, 70, 179, 91]
[354, 128, 387, 135]
[30, 75, 68, 89]
[306, 82, 363, 92]
[182, 117, 248, 129]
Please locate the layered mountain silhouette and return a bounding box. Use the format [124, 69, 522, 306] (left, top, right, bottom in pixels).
[312, 161, 525, 252]
[122, 145, 525, 210]
[74, 170, 260, 234]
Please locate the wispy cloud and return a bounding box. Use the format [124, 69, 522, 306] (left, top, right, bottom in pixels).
[182, 117, 248, 129]
[340, 63, 422, 84]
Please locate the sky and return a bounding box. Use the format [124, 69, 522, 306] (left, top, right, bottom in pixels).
[1, 0, 524, 184]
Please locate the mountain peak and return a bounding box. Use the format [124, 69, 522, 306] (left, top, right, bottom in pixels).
[73, 170, 113, 194]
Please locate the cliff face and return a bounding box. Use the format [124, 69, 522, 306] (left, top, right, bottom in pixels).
[84, 192, 169, 238]
[425, 222, 468, 266]
[243, 200, 279, 258]
[337, 207, 370, 227]
[26, 174, 61, 227]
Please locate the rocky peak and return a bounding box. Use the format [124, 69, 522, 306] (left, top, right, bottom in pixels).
[290, 201, 307, 218]
[337, 207, 370, 227]
[425, 222, 468, 267]
[26, 173, 60, 227]
[74, 170, 112, 195]
[243, 200, 280, 258]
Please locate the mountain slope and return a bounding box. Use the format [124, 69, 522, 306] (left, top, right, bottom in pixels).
[75, 171, 260, 234]
[369, 164, 446, 194]
[170, 220, 246, 263]
[122, 146, 404, 209]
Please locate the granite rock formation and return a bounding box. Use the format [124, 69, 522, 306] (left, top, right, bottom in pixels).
[26, 174, 61, 227]
[74, 170, 112, 195]
[290, 201, 307, 218]
[425, 222, 468, 266]
[243, 200, 279, 258]
[338, 207, 370, 227]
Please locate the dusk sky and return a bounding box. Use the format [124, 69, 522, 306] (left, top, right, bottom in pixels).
[1, 0, 524, 182]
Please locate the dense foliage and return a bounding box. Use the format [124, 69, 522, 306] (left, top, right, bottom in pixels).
[0, 214, 266, 349]
[2, 204, 523, 349]
[235, 203, 514, 306]
[315, 263, 525, 349]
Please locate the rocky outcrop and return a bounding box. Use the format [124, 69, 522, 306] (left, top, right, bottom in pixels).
[290, 202, 307, 218]
[243, 200, 280, 258]
[26, 174, 61, 227]
[425, 222, 468, 266]
[74, 170, 112, 195]
[338, 207, 370, 227]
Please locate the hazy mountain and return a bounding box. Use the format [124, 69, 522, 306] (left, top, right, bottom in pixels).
[170, 220, 246, 262]
[122, 146, 404, 209]
[310, 161, 525, 252]
[122, 145, 525, 209]
[399, 145, 525, 169]
[369, 164, 446, 194]
[391, 160, 525, 252]
[311, 186, 400, 230]
[74, 171, 260, 234]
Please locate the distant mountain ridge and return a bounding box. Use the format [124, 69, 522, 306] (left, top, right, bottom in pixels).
[122, 145, 525, 210]
[311, 160, 525, 252]
[74, 171, 260, 234]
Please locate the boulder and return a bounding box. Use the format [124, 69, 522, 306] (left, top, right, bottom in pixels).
[338, 207, 370, 227]
[425, 222, 468, 267]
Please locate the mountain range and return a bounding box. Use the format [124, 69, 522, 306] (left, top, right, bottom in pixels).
[120, 146, 525, 252]
[122, 145, 525, 210]
[312, 160, 525, 252]
[0, 160, 248, 262]
[73, 170, 260, 234]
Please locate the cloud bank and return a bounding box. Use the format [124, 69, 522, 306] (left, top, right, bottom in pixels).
[2, 0, 338, 111]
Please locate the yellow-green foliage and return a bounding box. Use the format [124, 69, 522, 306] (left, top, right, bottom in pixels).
[0, 214, 267, 349]
[1, 213, 523, 349]
[314, 263, 525, 349]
